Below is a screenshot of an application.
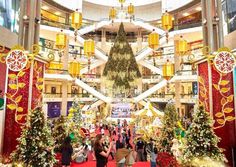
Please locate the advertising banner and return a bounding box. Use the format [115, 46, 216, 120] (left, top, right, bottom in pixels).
[47, 102, 61, 118]
[111, 103, 132, 118]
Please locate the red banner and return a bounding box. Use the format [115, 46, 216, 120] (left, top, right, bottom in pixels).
[198, 61, 236, 166]
[3, 60, 45, 155]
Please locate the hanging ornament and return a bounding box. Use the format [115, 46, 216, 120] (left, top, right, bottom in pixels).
[148, 30, 159, 50]
[148, 30, 159, 63]
[6, 49, 28, 72]
[69, 60, 80, 78]
[84, 39, 95, 71]
[119, 0, 125, 8]
[109, 7, 117, 23]
[161, 10, 173, 43]
[175, 36, 188, 56]
[128, 3, 134, 21]
[214, 51, 236, 73]
[71, 9, 82, 41]
[55, 30, 67, 50]
[55, 30, 67, 60]
[163, 59, 174, 80]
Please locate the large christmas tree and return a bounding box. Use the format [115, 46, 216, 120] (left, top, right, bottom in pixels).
[182, 106, 226, 164]
[103, 23, 141, 95]
[158, 103, 178, 153]
[11, 107, 56, 166]
[52, 116, 68, 152]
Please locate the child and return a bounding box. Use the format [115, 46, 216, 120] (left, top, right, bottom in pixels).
[60, 136, 73, 167]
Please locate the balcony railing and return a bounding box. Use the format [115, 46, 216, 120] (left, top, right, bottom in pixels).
[44, 93, 62, 98]
[148, 93, 198, 99]
[150, 93, 175, 98]
[175, 22, 202, 30]
[176, 70, 197, 75]
[44, 93, 93, 98]
[180, 93, 198, 99]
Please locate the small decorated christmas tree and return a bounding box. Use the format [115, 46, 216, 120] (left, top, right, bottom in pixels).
[68, 99, 83, 143]
[52, 116, 68, 152]
[182, 106, 226, 165]
[158, 103, 178, 153]
[68, 99, 83, 126]
[11, 107, 56, 166]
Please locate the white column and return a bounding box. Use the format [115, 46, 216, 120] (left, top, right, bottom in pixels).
[137, 28, 142, 52]
[61, 35, 69, 116]
[174, 48, 181, 115]
[101, 29, 106, 53]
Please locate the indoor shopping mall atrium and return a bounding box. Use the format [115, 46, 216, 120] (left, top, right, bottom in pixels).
[0, 0, 236, 166]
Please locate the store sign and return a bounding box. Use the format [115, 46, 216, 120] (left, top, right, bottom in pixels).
[47, 102, 61, 118]
[111, 103, 132, 118]
[67, 101, 73, 115]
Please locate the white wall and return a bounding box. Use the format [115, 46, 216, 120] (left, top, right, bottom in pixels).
[162, 0, 193, 12]
[53, 0, 82, 11]
[84, 0, 161, 7]
[224, 30, 236, 50]
[0, 26, 18, 48]
[82, 1, 162, 21]
[135, 2, 162, 21]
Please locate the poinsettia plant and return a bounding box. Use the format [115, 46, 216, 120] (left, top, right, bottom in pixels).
[157, 152, 180, 167]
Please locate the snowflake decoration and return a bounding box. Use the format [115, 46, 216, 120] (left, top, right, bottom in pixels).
[6, 50, 28, 71]
[213, 51, 235, 73]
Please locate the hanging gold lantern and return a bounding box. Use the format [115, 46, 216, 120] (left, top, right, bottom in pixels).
[162, 10, 173, 31]
[84, 39, 95, 71]
[161, 10, 173, 43]
[119, 0, 125, 8]
[55, 30, 67, 50]
[128, 3, 134, 15]
[109, 7, 117, 21]
[71, 9, 82, 41]
[175, 36, 188, 56]
[128, 3, 134, 21]
[84, 39, 95, 57]
[163, 59, 174, 80]
[148, 30, 159, 50]
[119, 0, 125, 3]
[69, 61, 80, 78]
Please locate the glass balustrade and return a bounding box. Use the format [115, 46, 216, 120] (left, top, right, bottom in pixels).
[0, 0, 20, 33]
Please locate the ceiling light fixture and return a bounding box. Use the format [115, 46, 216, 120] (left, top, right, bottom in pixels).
[55, 12, 61, 16]
[42, 5, 49, 10]
[196, 7, 202, 11]
[183, 13, 190, 17]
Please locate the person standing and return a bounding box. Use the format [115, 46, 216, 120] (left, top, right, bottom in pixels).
[60, 136, 73, 167]
[146, 138, 158, 167]
[136, 138, 145, 161]
[94, 134, 113, 167]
